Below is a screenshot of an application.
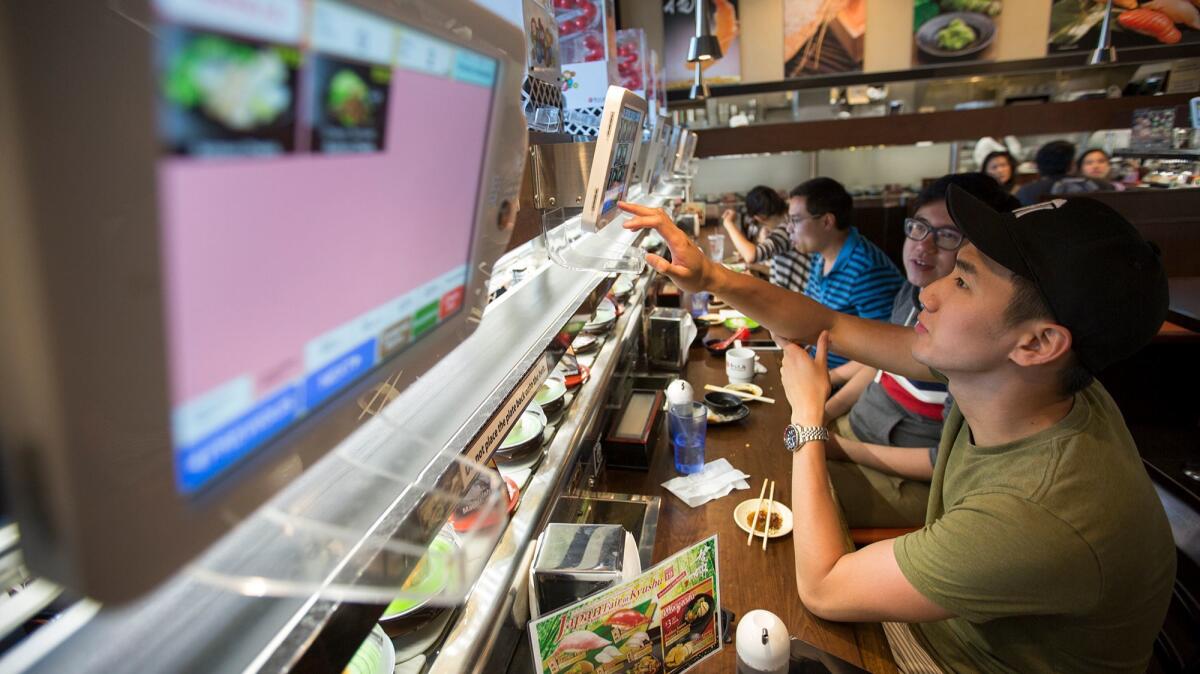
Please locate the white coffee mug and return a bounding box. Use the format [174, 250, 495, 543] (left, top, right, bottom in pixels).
[726, 347, 759, 384]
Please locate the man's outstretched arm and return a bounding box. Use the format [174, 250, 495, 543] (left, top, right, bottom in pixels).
[619, 202, 933, 381]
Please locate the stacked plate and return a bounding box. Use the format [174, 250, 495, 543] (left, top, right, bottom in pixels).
[344, 625, 395, 674]
[583, 298, 619, 334]
[612, 276, 635, 302]
[494, 406, 547, 464]
[379, 530, 460, 639]
[534, 377, 568, 419]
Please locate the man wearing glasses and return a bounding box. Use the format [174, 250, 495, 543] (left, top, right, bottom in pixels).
[616, 182, 1174, 672]
[822, 173, 1020, 528]
[784, 178, 902, 384]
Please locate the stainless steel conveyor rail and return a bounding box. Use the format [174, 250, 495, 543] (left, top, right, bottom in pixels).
[3, 232, 620, 674]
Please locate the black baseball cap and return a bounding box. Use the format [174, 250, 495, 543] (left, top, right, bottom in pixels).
[945, 185, 1168, 373]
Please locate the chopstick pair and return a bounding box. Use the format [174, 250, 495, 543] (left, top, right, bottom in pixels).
[746, 478, 776, 550]
[704, 384, 775, 405]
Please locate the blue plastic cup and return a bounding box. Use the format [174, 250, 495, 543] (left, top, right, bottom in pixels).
[668, 402, 707, 474]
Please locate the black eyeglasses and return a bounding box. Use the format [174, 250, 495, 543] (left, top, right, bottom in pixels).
[785, 213, 818, 230]
[904, 218, 965, 251]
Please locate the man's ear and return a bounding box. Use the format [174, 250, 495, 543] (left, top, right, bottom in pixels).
[1009, 321, 1073, 368]
[820, 213, 837, 232]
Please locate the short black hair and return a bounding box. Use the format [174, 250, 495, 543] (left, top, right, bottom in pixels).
[914, 172, 1020, 214]
[1035, 140, 1076, 178]
[1004, 274, 1094, 395]
[1078, 148, 1109, 166]
[980, 150, 1017, 189]
[789, 177, 853, 230]
[744, 185, 788, 219]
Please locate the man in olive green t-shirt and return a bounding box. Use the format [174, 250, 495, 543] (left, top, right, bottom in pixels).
[893, 379, 1175, 672]
[618, 187, 1176, 672]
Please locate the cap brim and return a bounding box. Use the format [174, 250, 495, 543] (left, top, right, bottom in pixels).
[945, 184, 1033, 280]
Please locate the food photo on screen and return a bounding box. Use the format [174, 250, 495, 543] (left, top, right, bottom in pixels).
[158, 26, 300, 157]
[309, 54, 391, 154]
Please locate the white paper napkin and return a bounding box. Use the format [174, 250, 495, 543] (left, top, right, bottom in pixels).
[661, 458, 751, 508]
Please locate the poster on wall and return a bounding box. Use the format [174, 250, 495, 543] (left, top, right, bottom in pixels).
[529, 536, 722, 674]
[784, 0, 867, 77]
[912, 0, 1004, 66]
[1048, 0, 1200, 55]
[664, 0, 741, 90]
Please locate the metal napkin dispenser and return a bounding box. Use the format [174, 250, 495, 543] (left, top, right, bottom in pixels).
[647, 307, 693, 371]
[529, 523, 640, 617]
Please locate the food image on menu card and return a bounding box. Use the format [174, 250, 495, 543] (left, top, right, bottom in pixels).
[310, 55, 391, 154]
[659, 579, 717, 672]
[530, 536, 720, 674]
[159, 27, 300, 157]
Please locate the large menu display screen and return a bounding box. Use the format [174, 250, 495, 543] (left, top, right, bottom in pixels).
[154, 0, 498, 494]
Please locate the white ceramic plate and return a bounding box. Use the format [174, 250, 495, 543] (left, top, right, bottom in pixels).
[345, 624, 396, 674]
[534, 377, 567, 408]
[734, 498, 793, 539]
[572, 334, 600, 353]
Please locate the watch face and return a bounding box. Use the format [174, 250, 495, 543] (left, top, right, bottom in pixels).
[784, 424, 798, 450]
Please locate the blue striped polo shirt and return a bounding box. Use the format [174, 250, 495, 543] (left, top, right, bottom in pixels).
[806, 227, 903, 368]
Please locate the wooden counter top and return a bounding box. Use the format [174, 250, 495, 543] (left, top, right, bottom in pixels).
[601, 330, 897, 673]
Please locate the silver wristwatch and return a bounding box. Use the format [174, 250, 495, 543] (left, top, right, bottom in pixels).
[784, 424, 829, 452]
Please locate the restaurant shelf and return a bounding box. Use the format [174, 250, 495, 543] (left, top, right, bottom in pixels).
[1113, 149, 1200, 161]
[693, 94, 1195, 158]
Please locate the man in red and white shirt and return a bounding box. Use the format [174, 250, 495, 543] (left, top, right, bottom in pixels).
[822, 173, 1019, 527]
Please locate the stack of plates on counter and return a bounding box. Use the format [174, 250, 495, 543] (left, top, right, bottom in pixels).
[534, 377, 568, 419]
[344, 625, 395, 674]
[494, 405, 547, 464]
[379, 529, 460, 639]
[583, 299, 618, 334]
[571, 333, 600, 354]
[611, 276, 635, 302]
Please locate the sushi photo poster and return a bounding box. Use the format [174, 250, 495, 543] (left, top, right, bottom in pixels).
[1049, 0, 1200, 54]
[529, 535, 721, 674]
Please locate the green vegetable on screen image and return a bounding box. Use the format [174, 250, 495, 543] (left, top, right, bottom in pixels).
[936, 18, 977, 50]
[328, 69, 372, 127]
[163, 34, 292, 131]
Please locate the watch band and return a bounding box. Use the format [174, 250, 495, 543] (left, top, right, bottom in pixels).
[784, 424, 829, 452]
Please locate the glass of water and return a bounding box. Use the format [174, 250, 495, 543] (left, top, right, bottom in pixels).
[707, 234, 725, 262]
[668, 402, 707, 474]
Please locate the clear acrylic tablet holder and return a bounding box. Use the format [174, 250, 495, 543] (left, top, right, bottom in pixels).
[185, 414, 507, 607]
[540, 207, 647, 275]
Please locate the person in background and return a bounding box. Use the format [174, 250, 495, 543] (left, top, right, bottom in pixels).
[1079, 148, 1126, 190]
[786, 177, 903, 383]
[1017, 140, 1114, 205]
[1079, 148, 1112, 180]
[822, 173, 1020, 528]
[981, 150, 1018, 194]
[1016, 140, 1074, 205]
[722, 185, 812, 293]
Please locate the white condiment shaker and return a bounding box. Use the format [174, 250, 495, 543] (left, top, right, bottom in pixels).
[736, 609, 789, 674]
[665, 379, 694, 412]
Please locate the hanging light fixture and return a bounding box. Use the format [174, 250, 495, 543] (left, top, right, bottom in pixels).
[689, 65, 710, 101]
[687, 0, 722, 63]
[688, 0, 721, 101]
[1087, 0, 1117, 65]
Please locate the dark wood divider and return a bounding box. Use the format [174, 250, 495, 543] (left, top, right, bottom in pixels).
[695, 94, 1194, 158]
[1068, 189, 1200, 278]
